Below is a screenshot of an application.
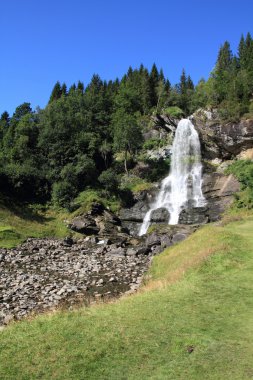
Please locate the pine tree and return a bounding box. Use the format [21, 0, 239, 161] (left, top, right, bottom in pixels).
[238, 34, 246, 68]
[179, 69, 187, 94]
[140, 68, 152, 114]
[186, 75, 194, 90]
[61, 83, 67, 96]
[149, 63, 159, 107]
[216, 41, 233, 72]
[69, 83, 76, 94]
[77, 81, 84, 94]
[49, 81, 62, 103]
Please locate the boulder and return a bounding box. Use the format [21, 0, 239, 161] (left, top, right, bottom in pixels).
[178, 206, 209, 225]
[150, 207, 170, 223]
[69, 216, 99, 235]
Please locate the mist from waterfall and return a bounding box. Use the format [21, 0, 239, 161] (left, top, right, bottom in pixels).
[139, 119, 206, 236]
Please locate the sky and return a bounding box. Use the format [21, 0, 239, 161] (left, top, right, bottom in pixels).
[0, 0, 253, 116]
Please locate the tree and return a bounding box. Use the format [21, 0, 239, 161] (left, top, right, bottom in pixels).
[113, 110, 143, 173]
[77, 81, 84, 94]
[149, 63, 159, 107]
[61, 83, 67, 96]
[216, 41, 233, 72]
[99, 140, 112, 168]
[0, 111, 10, 143]
[49, 81, 62, 103]
[98, 168, 119, 194]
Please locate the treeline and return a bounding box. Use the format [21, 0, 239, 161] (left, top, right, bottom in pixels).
[0, 32, 252, 207]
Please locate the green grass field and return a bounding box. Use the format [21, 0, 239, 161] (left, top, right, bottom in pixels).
[0, 195, 77, 248]
[1, 214, 253, 379]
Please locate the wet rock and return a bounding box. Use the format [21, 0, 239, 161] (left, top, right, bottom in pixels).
[150, 207, 170, 223]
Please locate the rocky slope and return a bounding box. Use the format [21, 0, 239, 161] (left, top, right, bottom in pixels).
[0, 236, 150, 325]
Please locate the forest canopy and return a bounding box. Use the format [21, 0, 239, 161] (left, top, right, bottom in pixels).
[0, 33, 253, 207]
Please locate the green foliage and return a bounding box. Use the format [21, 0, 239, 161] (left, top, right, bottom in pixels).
[98, 168, 119, 194]
[120, 175, 153, 193]
[52, 181, 78, 209]
[71, 189, 121, 215]
[163, 106, 184, 118]
[226, 160, 253, 208]
[143, 158, 171, 182]
[142, 137, 161, 150]
[1, 34, 253, 207]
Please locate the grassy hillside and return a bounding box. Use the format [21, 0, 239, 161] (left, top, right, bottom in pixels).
[1, 213, 253, 379]
[0, 196, 70, 248]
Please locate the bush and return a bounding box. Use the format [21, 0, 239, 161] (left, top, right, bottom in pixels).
[163, 106, 184, 118]
[52, 181, 77, 209]
[143, 138, 161, 151]
[226, 160, 253, 209]
[98, 168, 119, 194]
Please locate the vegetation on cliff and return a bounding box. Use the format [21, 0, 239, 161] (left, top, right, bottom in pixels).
[0, 32, 253, 210]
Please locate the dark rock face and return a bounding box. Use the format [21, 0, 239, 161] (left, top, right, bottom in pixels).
[202, 172, 240, 221]
[120, 171, 240, 234]
[120, 188, 158, 235]
[192, 111, 253, 159]
[151, 114, 178, 134]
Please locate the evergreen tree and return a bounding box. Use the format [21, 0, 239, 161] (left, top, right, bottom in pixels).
[49, 81, 62, 103]
[69, 83, 76, 94]
[186, 75, 194, 90]
[61, 83, 67, 96]
[216, 41, 233, 72]
[149, 63, 159, 107]
[77, 80, 84, 94]
[179, 69, 187, 94]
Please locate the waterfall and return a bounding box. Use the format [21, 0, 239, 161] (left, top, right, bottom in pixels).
[139, 119, 205, 236]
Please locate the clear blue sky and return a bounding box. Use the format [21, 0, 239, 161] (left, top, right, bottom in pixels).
[1, 0, 252, 115]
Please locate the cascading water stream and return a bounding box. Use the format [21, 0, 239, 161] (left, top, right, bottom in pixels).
[139, 119, 206, 236]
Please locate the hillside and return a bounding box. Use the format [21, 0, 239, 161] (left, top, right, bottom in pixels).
[1, 213, 253, 379]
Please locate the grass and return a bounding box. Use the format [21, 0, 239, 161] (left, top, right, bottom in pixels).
[1, 214, 253, 379]
[0, 197, 71, 248]
[0, 189, 122, 248]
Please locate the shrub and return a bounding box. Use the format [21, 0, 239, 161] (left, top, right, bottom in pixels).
[143, 138, 161, 150]
[226, 160, 253, 209]
[98, 169, 119, 194]
[52, 181, 77, 209]
[163, 106, 184, 118]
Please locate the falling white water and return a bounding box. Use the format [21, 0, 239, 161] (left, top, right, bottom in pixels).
[139, 119, 206, 236]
